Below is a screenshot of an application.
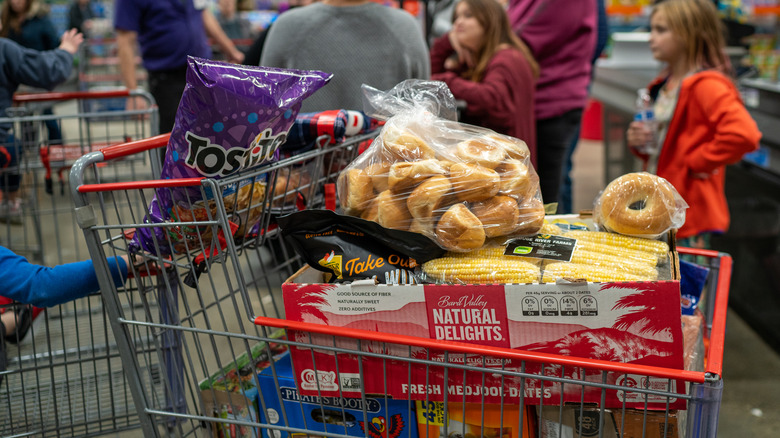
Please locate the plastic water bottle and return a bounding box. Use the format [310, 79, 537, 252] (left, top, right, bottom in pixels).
[634, 88, 657, 155]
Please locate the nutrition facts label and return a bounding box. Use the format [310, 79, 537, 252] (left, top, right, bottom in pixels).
[520, 293, 599, 317]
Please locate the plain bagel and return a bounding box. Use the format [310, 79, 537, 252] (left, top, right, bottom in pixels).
[598, 173, 678, 236]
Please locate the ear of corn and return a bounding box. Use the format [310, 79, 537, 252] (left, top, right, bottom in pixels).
[539, 222, 562, 235]
[563, 230, 669, 262]
[574, 240, 660, 266]
[570, 249, 658, 280]
[541, 262, 649, 283]
[422, 250, 541, 284]
[422, 223, 668, 284]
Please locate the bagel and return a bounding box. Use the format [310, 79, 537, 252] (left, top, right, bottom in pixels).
[455, 138, 506, 169]
[598, 173, 678, 236]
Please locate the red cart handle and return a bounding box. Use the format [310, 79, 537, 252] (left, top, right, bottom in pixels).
[100, 133, 171, 161]
[254, 315, 709, 383]
[677, 246, 732, 378]
[13, 89, 139, 103]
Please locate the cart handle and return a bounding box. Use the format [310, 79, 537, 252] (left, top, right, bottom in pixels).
[73, 134, 202, 193]
[99, 133, 171, 161]
[78, 177, 204, 193]
[253, 315, 708, 384]
[13, 88, 150, 103]
[676, 247, 732, 378]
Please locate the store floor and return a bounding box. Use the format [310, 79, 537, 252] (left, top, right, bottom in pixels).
[104, 138, 780, 437]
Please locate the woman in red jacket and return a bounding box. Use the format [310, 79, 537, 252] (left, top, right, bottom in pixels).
[430, 0, 539, 166]
[626, 0, 760, 249]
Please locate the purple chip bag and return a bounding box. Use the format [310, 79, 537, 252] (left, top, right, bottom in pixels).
[133, 57, 332, 255]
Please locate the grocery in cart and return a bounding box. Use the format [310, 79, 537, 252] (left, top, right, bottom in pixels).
[72, 73, 731, 438]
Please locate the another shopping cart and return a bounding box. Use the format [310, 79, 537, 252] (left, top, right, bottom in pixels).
[77, 37, 148, 93]
[0, 89, 158, 438]
[72, 132, 729, 438]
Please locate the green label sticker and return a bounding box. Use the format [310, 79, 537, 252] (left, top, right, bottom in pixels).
[504, 234, 577, 262]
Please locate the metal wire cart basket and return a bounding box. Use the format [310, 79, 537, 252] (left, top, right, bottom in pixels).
[71, 131, 729, 438]
[0, 89, 158, 437]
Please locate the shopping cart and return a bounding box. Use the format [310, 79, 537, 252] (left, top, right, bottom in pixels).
[77, 37, 148, 92]
[0, 88, 159, 264]
[72, 131, 730, 438]
[0, 89, 158, 437]
[71, 129, 373, 436]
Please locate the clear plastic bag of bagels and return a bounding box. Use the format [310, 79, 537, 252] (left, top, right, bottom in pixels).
[336, 79, 546, 253]
[593, 172, 688, 240]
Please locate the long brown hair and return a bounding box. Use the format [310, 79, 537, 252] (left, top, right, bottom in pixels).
[651, 0, 730, 76]
[453, 0, 539, 82]
[1, 0, 31, 38]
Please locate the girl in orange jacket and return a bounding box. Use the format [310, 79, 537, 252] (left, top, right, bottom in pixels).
[626, 0, 761, 248]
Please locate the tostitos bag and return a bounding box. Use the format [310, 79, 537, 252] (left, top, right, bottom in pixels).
[336, 80, 545, 253]
[132, 57, 331, 255]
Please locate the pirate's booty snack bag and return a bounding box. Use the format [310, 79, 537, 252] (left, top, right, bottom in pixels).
[132, 58, 331, 255]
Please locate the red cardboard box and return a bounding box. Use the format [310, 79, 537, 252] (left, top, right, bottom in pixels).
[283, 267, 685, 409]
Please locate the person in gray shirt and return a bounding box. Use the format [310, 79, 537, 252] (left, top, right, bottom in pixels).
[260, 0, 430, 113]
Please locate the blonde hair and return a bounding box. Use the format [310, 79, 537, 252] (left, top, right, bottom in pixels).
[651, 0, 730, 75]
[453, 0, 539, 82]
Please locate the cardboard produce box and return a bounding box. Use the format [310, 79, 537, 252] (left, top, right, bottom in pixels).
[282, 258, 686, 409]
[256, 351, 418, 438]
[199, 331, 288, 438]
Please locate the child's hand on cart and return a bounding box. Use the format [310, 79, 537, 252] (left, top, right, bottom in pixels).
[59, 29, 84, 55]
[123, 253, 170, 278]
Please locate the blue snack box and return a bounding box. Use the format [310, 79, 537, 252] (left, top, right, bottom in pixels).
[257, 352, 417, 438]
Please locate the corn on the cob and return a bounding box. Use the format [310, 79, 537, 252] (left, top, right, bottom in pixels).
[537, 222, 663, 266]
[541, 262, 648, 283]
[574, 240, 660, 266]
[564, 230, 669, 261]
[570, 249, 657, 280]
[422, 255, 540, 284]
[539, 222, 561, 235]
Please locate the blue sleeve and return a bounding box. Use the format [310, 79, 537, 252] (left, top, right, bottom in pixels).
[0, 39, 73, 90]
[593, 0, 609, 64]
[114, 0, 142, 32]
[41, 17, 61, 51]
[0, 246, 128, 308]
